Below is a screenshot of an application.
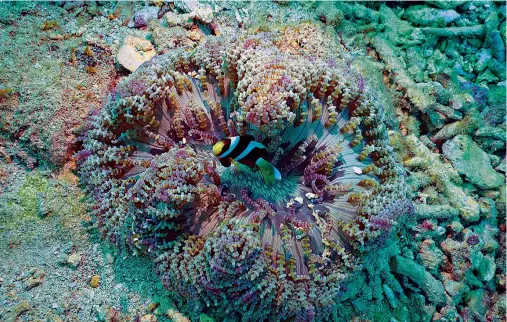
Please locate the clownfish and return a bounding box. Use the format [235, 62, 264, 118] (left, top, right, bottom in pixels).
[212, 135, 282, 184]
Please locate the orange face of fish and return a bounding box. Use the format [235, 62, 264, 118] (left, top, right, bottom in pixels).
[212, 140, 225, 157]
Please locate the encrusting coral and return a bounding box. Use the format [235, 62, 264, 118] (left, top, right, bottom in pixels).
[74, 24, 412, 321]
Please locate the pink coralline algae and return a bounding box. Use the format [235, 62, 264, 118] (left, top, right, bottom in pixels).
[75, 25, 412, 321]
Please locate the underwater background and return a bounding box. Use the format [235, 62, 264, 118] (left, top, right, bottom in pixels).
[0, 1, 505, 321]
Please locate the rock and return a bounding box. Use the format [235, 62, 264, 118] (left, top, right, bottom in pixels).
[391, 255, 447, 305]
[128, 6, 159, 28]
[477, 255, 496, 282]
[382, 284, 398, 309]
[465, 289, 486, 316]
[151, 23, 194, 52]
[406, 47, 427, 70]
[426, 50, 447, 75]
[189, 3, 214, 24]
[480, 189, 500, 199]
[435, 104, 462, 120]
[474, 126, 506, 142]
[66, 253, 82, 268]
[417, 239, 444, 273]
[495, 157, 505, 173]
[449, 93, 475, 111]
[167, 308, 191, 322]
[105, 252, 115, 264]
[475, 137, 505, 153]
[117, 36, 156, 72]
[86, 3, 99, 16]
[163, 11, 191, 27]
[426, 0, 467, 10]
[63, 1, 85, 11]
[488, 154, 501, 167]
[414, 204, 459, 220]
[487, 84, 506, 105]
[147, 302, 160, 312]
[442, 273, 469, 304]
[441, 238, 470, 280]
[448, 220, 463, 233]
[174, 0, 199, 13]
[164, 1, 214, 24]
[442, 135, 504, 190]
[48, 33, 65, 41]
[6, 301, 30, 322]
[403, 135, 480, 221]
[404, 6, 460, 26]
[477, 69, 500, 84]
[474, 48, 492, 73]
[407, 65, 424, 83]
[379, 4, 415, 44]
[24, 271, 44, 290]
[140, 314, 157, 322]
[187, 28, 204, 42]
[432, 108, 482, 143]
[315, 2, 344, 26]
[90, 275, 100, 288]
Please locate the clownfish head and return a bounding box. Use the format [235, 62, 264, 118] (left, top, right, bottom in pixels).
[212, 140, 226, 156]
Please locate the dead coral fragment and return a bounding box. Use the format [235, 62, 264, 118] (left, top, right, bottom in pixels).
[84, 45, 94, 57]
[0, 88, 13, 99]
[40, 20, 59, 31]
[84, 66, 97, 74]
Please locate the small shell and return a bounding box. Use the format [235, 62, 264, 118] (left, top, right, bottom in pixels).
[305, 192, 318, 200]
[353, 167, 362, 175]
[294, 197, 304, 204]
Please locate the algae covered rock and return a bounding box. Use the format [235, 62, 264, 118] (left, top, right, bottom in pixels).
[425, 0, 467, 10]
[477, 255, 496, 282]
[66, 253, 82, 268]
[117, 36, 156, 72]
[442, 135, 504, 189]
[404, 6, 460, 26]
[128, 6, 159, 28]
[390, 255, 447, 305]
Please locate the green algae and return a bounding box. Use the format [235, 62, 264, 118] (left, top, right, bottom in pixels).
[0, 170, 86, 238]
[17, 173, 50, 219]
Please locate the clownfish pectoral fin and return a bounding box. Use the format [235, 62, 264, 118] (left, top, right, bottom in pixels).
[256, 158, 282, 185]
[231, 158, 241, 171]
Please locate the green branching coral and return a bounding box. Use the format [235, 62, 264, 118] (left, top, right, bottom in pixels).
[74, 24, 412, 321]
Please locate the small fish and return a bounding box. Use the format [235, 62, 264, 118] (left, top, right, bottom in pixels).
[212, 135, 282, 184]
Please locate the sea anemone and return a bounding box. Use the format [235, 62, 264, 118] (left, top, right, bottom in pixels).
[75, 25, 412, 321]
